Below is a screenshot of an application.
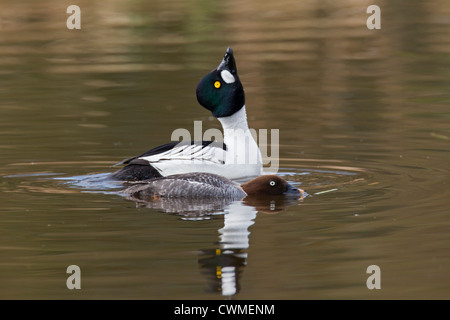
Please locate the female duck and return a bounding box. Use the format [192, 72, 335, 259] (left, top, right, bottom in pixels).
[111, 48, 262, 181]
[123, 173, 302, 200]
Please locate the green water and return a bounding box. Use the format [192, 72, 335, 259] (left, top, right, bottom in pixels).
[0, 0, 449, 299]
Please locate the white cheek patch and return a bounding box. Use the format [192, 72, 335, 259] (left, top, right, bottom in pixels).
[220, 70, 235, 84]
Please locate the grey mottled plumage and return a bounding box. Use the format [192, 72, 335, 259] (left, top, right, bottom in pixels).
[123, 172, 247, 200]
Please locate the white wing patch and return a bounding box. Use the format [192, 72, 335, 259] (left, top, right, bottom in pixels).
[139, 143, 226, 165]
[220, 70, 235, 84]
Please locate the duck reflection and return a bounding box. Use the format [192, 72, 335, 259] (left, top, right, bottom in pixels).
[122, 173, 304, 297]
[198, 201, 255, 296]
[124, 195, 235, 216]
[126, 192, 304, 297]
[197, 194, 305, 297]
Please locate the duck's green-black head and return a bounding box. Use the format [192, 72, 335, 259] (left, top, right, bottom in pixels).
[196, 47, 245, 118]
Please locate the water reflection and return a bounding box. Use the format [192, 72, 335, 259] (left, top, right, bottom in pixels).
[124, 189, 303, 297]
[198, 195, 308, 297]
[55, 171, 304, 296]
[127, 195, 235, 217]
[198, 201, 256, 297]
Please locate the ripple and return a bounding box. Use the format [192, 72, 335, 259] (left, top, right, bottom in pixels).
[55, 173, 123, 191]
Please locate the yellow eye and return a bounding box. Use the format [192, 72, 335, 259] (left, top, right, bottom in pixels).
[214, 81, 221, 89]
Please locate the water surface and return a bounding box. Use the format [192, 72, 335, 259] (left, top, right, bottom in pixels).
[1, 0, 449, 299]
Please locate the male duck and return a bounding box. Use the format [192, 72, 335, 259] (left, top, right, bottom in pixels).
[111, 47, 262, 181]
[123, 173, 302, 200]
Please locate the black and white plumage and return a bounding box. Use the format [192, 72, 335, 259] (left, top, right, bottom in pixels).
[110, 47, 263, 181]
[111, 141, 227, 181]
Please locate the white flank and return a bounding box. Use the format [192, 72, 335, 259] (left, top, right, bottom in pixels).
[139, 106, 263, 180]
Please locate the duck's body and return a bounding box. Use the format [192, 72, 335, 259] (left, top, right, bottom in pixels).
[123, 173, 301, 201]
[123, 172, 246, 200]
[111, 48, 262, 181]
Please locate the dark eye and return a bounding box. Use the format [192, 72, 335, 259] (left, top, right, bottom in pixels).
[269, 181, 276, 187]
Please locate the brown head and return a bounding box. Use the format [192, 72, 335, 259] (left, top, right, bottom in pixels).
[240, 175, 302, 197]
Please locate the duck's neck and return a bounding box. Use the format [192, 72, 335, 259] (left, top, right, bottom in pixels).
[217, 105, 249, 131]
[217, 105, 262, 170]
